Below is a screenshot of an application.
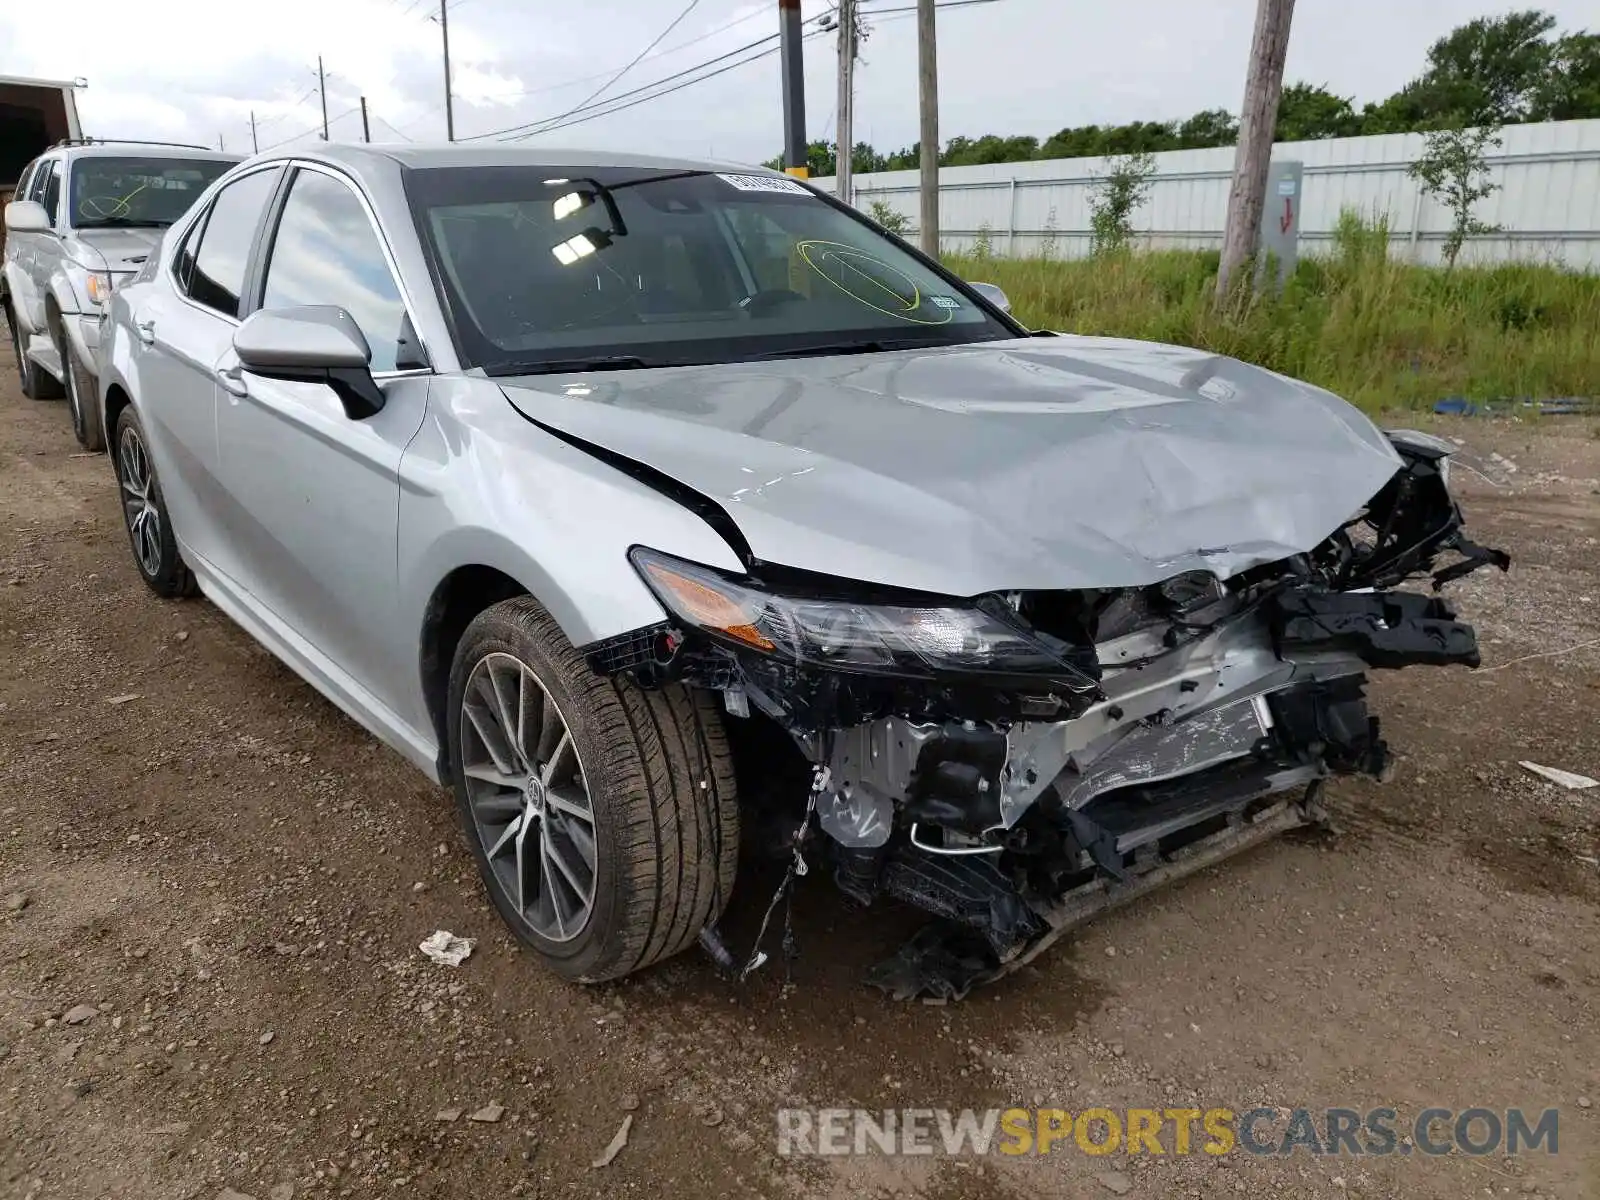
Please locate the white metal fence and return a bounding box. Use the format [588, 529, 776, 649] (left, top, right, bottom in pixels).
[815, 118, 1600, 269]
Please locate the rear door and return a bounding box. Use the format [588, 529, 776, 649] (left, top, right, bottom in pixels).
[129, 165, 283, 575]
[214, 162, 430, 711]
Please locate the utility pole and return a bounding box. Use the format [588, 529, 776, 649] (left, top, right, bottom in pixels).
[778, 0, 808, 176]
[218, 133, 225, 152]
[249, 111, 258, 154]
[1215, 0, 1295, 304]
[835, 0, 856, 203]
[360, 96, 371, 143]
[916, 0, 939, 256]
[317, 56, 330, 140]
[440, 0, 455, 141]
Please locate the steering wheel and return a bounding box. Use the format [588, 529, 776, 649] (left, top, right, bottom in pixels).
[738, 288, 808, 317]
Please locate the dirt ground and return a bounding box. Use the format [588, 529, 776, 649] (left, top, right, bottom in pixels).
[1, 341, 1597, 1200]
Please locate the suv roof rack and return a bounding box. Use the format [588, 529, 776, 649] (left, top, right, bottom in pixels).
[51, 137, 216, 152]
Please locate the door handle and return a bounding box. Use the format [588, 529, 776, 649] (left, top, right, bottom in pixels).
[217, 364, 250, 398]
[134, 318, 156, 345]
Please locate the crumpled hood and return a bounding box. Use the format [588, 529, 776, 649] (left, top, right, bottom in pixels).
[70, 227, 163, 274]
[498, 336, 1403, 596]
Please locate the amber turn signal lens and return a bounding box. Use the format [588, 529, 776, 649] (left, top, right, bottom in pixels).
[642, 563, 776, 651]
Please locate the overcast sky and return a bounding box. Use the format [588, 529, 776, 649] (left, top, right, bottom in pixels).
[3, 1, 1594, 162]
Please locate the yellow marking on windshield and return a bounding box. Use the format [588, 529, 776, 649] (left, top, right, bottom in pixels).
[794, 239, 954, 326]
[81, 181, 151, 220]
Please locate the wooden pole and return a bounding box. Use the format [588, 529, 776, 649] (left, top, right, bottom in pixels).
[836, 0, 855, 203]
[1215, 0, 1295, 304]
[916, 0, 939, 256]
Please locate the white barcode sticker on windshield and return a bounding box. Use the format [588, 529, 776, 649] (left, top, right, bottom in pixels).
[928, 295, 961, 309]
[717, 173, 810, 195]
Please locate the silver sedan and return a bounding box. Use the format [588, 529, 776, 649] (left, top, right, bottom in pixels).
[96, 145, 1506, 996]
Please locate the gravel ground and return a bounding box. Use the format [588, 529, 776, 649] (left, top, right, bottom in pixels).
[1, 339, 1597, 1200]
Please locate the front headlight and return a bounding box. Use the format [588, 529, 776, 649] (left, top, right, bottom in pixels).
[629, 547, 1095, 684]
[84, 272, 114, 306]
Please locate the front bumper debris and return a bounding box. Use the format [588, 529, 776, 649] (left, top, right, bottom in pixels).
[584, 429, 1510, 999]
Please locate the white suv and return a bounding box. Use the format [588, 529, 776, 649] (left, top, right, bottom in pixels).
[2, 140, 237, 449]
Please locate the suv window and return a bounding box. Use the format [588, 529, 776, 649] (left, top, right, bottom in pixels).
[70, 156, 235, 229]
[261, 169, 409, 373]
[14, 161, 36, 202]
[40, 161, 62, 224]
[186, 167, 282, 319]
[24, 158, 52, 203]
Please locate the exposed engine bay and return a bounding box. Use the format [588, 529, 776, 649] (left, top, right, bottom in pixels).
[584, 429, 1510, 999]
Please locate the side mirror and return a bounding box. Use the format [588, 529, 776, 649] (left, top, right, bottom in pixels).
[4, 200, 52, 234]
[234, 305, 385, 420]
[967, 281, 1011, 314]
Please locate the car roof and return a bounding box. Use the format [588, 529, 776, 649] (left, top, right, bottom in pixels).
[59, 143, 244, 163]
[253, 141, 777, 179]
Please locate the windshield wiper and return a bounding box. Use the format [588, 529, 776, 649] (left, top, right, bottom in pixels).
[75, 218, 170, 229]
[484, 355, 658, 377]
[752, 336, 973, 361]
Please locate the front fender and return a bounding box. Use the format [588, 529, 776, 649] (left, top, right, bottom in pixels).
[47, 269, 86, 320]
[397, 378, 748, 733]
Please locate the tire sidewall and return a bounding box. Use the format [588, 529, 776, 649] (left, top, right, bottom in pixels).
[446, 608, 625, 981]
[57, 320, 88, 444]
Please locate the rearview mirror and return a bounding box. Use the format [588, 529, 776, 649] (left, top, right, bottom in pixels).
[234, 305, 385, 420]
[967, 281, 1011, 314]
[4, 200, 52, 234]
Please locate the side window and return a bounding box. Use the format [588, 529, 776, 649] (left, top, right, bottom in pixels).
[186, 168, 282, 319]
[14, 162, 36, 203]
[172, 210, 207, 294]
[24, 159, 51, 203]
[260, 169, 409, 373]
[40, 161, 62, 224]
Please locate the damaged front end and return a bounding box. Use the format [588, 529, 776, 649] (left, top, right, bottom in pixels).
[585, 430, 1509, 999]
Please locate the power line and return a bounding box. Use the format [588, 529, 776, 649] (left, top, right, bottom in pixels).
[257, 105, 361, 152]
[457, 0, 990, 144]
[463, 25, 799, 142]
[553, 0, 704, 122]
[503, 27, 832, 142]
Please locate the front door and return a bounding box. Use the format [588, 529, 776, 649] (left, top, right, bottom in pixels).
[215, 164, 428, 716]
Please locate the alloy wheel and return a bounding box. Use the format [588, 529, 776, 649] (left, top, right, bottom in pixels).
[116, 426, 162, 578]
[459, 651, 597, 942]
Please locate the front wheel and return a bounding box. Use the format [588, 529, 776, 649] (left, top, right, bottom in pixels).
[6, 302, 64, 400]
[447, 598, 739, 983]
[113, 406, 197, 598]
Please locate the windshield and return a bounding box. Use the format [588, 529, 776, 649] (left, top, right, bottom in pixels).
[404, 166, 1015, 372]
[70, 156, 236, 229]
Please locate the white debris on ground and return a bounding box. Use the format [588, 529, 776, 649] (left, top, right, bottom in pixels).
[1519, 761, 1600, 790]
[418, 930, 475, 967]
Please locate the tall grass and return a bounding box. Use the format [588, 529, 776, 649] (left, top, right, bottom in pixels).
[946, 215, 1600, 413]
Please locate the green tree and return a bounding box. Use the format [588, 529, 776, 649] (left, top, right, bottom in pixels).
[1175, 108, 1238, 149]
[1403, 10, 1558, 126]
[866, 198, 909, 235]
[1409, 123, 1503, 268]
[1088, 152, 1157, 255]
[1529, 32, 1600, 120]
[1274, 83, 1360, 140]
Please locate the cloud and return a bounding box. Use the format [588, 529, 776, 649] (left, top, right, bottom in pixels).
[2, 0, 1595, 163]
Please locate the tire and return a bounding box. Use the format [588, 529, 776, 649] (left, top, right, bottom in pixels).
[112, 405, 198, 599]
[447, 597, 739, 983]
[5, 302, 64, 400]
[57, 318, 104, 452]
